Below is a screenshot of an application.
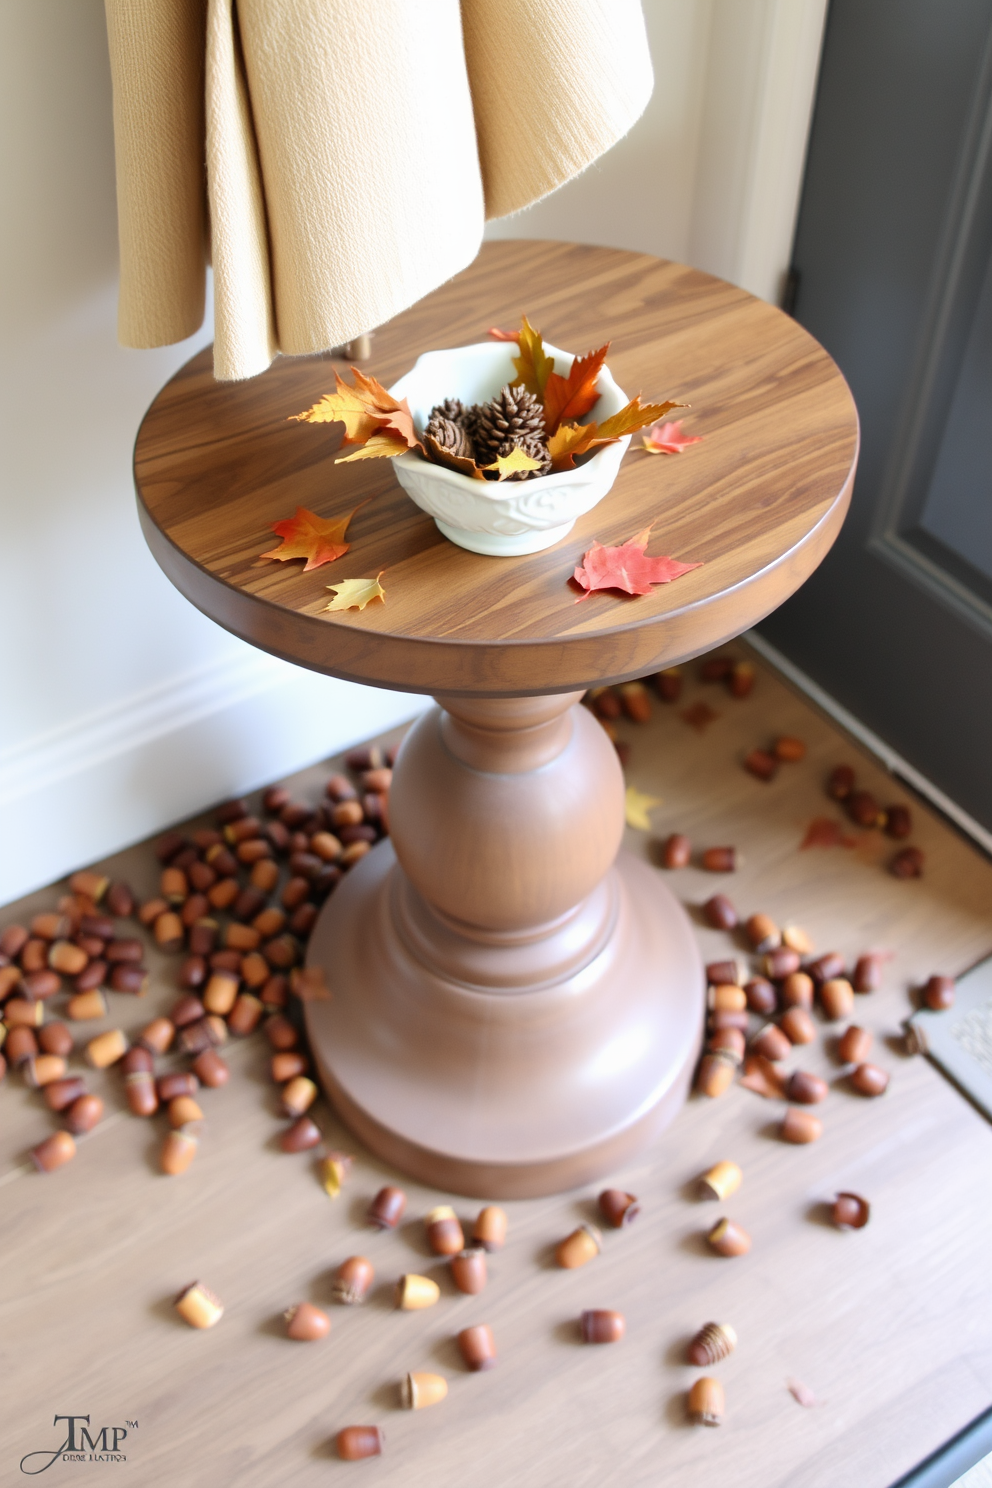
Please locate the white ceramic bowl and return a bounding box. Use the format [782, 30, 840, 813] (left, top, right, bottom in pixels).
[388, 341, 630, 556]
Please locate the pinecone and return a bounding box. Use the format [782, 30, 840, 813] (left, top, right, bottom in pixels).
[491, 433, 551, 480]
[427, 398, 465, 426]
[472, 385, 546, 466]
[423, 412, 474, 462]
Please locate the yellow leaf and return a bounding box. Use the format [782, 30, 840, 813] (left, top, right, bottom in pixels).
[624, 785, 663, 831]
[291, 375, 381, 445]
[547, 420, 603, 471]
[483, 446, 543, 480]
[335, 430, 409, 463]
[511, 315, 555, 398]
[597, 397, 685, 441]
[324, 573, 386, 612]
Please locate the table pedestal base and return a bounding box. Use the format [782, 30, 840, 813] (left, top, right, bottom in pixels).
[305, 693, 704, 1198]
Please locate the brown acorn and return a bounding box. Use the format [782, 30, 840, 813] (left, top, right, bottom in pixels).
[851, 1063, 889, 1096]
[785, 1070, 828, 1105]
[580, 1309, 625, 1343]
[424, 1205, 464, 1256]
[457, 1323, 497, 1371]
[780, 1107, 822, 1143]
[368, 1185, 406, 1229]
[598, 1189, 640, 1228]
[284, 1301, 331, 1340]
[556, 1224, 602, 1269]
[832, 1193, 870, 1229]
[450, 1248, 487, 1295]
[464, 1205, 504, 1252]
[332, 1256, 374, 1305]
[336, 1426, 383, 1461]
[837, 1025, 873, 1064]
[688, 1376, 725, 1425]
[706, 1218, 751, 1257]
[686, 1321, 737, 1366]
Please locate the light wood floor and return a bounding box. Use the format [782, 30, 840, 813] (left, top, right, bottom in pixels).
[2, 645, 991, 1487]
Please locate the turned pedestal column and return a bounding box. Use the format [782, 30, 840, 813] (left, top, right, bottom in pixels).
[305, 693, 703, 1194]
[133, 240, 858, 1197]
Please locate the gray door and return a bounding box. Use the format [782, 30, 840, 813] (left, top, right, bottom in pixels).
[758, 0, 992, 832]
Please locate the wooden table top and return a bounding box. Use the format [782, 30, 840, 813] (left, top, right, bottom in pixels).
[2, 646, 991, 1486]
[134, 242, 858, 696]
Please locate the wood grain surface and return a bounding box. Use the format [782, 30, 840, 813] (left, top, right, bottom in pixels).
[1, 646, 990, 1486]
[134, 242, 859, 695]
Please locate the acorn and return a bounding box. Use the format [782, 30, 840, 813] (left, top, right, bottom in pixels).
[696, 1052, 736, 1098]
[744, 977, 778, 1015]
[745, 913, 780, 953]
[687, 1321, 737, 1366]
[31, 1130, 76, 1172]
[424, 1205, 464, 1256]
[852, 953, 885, 992]
[598, 1189, 640, 1228]
[707, 984, 747, 1013]
[706, 958, 746, 988]
[332, 1256, 374, 1305]
[556, 1224, 602, 1269]
[780, 1007, 816, 1045]
[279, 1115, 321, 1152]
[706, 1218, 751, 1257]
[368, 1185, 406, 1229]
[400, 1373, 448, 1410]
[161, 1125, 199, 1175]
[395, 1275, 440, 1310]
[837, 1025, 873, 1064]
[924, 974, 955, 1011]
[763, 947, 801, 979]
[450, 1248, 488, 1295]
[688, 1376, 725, 1425]
[851, 1063, 890, 1096]
[750, 1024, 792, 1062]
[472, 1205, 508, 1251]
[65, 1093, 103, 1134]
[820, 978, 855, 1021]
[336, 1426, 383, 1461]
[781, 1108, 822, 1143]
[703, 894, 738, 930]
[699, 1160, 742, 1201]
[785, 1070, 828, 1105]
[708, 1027, 745, 1063]
[832, 1193, 870, 1229]
[781, 971, 814, 1009]
[580, 1309, 625, 1343]
[284, 1302, 331, 1340]
[457, 1323, 497, 1371]
[174, 1280, 223, 1329]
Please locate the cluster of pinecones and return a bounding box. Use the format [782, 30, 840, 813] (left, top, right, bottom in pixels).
[423, 385, 551, 480]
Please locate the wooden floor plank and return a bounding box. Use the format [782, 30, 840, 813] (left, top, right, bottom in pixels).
[2, 647, 991, 1485]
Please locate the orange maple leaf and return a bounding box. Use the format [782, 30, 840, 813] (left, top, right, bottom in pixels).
[488, 326, 520, 342]
[260, 503, 365, 571]
[542, 343, 610, 434]
[598, 397, 684, 440]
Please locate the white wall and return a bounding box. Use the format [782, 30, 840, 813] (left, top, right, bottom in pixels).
[486, 0, 828, 306]
[0, 0, 826, 905]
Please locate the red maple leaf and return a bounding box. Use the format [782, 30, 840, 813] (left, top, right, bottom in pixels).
[642, 418, 703, 454]
[800, 817, 860, 850]
[260, 502, 366, 572]
[572, 526, 702, 601]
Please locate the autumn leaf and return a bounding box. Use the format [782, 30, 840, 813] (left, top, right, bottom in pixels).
[324, 574, 386, 612]
[547, 421, 602, 470]
[511, 315, 555, 399]
[335, 430, 410, 463]
[548, 398, 686, 472]
[542, 343, 610, 434]
[484, 446, 543, 480]
[624, 785, 663, 830]
[260, 504, 365, 571]
[642, 418, 703, 454]
[598, 397, 685, 440]
[293, 369, 421, 454]
[488, 326, 520, 342]
[572, 527, 703, 600]
[800, 817, 859, 850]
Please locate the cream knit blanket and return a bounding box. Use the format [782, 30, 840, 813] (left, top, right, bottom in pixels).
[104, 0, 652, 381]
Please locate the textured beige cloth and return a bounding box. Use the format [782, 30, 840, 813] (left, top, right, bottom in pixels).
[105, 0, 653, 381]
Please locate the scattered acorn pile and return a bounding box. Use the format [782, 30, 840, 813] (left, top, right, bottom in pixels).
[0, 744, 396, 1175]
[423, 386, 551, 480]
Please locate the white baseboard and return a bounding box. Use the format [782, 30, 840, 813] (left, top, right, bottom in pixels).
[0, 651, 431, 906]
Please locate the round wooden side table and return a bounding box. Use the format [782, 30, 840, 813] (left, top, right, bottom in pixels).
[134, 241, 858, 1197]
